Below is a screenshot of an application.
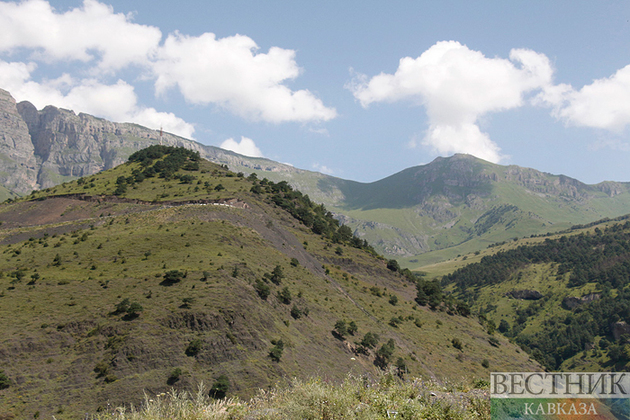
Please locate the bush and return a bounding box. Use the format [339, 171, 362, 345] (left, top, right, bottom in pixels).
[185, 339, 203, 357]
[254, 279, 270, 300]
[333, 320, 347, 337]
[290, 305, 303, 319]
[209, 375, 229, 399]
[0, 370, 9, 389]
[387, 259, 400, 272]
[277, 287, 292, 304]
[163, 270, 184, 285]
[269, 340, 284, 362]
[167, 368, 183, 385]
[452, 338, 463, 351]
[360, 332, 380, 349]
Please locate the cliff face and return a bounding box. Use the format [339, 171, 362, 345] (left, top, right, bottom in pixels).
[0, 88, 298, 195]
[0, 89, 38, 195]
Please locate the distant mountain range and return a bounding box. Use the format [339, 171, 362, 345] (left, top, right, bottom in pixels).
[2, 87, 630, 265]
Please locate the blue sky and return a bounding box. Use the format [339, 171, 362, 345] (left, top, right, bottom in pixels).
[1, 1, 630, 184]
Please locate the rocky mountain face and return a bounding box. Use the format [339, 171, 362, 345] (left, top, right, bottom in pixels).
[0, 89, 38, 195]
[0, 88, 299, 196]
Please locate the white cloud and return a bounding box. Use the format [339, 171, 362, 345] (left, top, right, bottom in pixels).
[349, 41, 554, 162]
[0, 0, 161, 72]
[0, 60, 195, 138]
[0, 0, 337, 138]
[153, 32, 337, 123]
[537, 65, 630, 132]
[220, 136, 264, 157]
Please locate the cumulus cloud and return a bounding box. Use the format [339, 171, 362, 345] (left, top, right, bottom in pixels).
[537, 65, 630, 132]
[0, 60, 195, 138]
[0, 0, 335, 135]
[0, 0, 161, 72]
[153, 32, 337, 123]
[349, 41, 554, 162]
[220, 136, 264, 157]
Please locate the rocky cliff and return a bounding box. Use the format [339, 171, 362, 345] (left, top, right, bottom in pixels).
[0, 88, 299, 196]
[0, 89, 38, 195]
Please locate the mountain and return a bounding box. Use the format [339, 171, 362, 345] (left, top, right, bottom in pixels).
[2, 87, 630, 267]
[0, 146, 536, 419]
[0, 88, 303, 198]
[312, 154, 630, 267]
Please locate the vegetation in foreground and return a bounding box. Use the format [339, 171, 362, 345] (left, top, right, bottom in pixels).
[91, 373, 490, 420]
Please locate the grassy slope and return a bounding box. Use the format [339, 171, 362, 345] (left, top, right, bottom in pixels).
[422, 217, 630, 372]
[260, 155, 630, 268]
[0, 156, 537, 420]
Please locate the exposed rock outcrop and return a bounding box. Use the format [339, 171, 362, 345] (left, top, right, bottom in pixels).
[0, 89, 38, 194]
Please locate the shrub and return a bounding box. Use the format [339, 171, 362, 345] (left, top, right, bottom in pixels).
[387, 259, 400, 272]
[290, 305, 303, 319]
[277, 287, 292, 304]
[360, 332, 380, 349]
[209, 375, 229, 399]
[254, 279, 270, 300]
[0, 370, 10, 389]
[375, 339, 396, 368]
[482, 359, 490, 368]
[333, 320, 347, 337]
[389, 294, 398, 306]
[185, 339, 203, 357]
[167, 368, 182, 385]
[162, 270, 184, 285]
[269, 340, 284, 362]
[452, 338, 463, 351]
[347, 321, 358, 335]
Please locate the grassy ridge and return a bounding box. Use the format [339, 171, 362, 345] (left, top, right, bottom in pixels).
[0, 148, 537, 419]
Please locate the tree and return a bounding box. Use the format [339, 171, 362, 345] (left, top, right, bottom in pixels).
[254, 279, 270, 300]
[360, 332, 380, 349]
[347, 321, 358, 336]
[498, 319, 510, 334]
[209, 375, 229, 399]
[115, 298, 130, 314]
[277, 286, 292, 304]
[268, 265, 284, 285]
[126, 302, 143, 318]
[269, 340, 284, 362]
[333, 320, 348, 338]
[375, 339, 396, 368]
[387, 259, 400, 272]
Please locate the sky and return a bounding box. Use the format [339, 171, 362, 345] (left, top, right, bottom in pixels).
[1, 0, 630, 184]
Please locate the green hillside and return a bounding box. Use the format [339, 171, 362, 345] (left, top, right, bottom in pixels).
[0, 146, 536, 419]
[280, 154, 630, 267]
[439, 216, 630, 372]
